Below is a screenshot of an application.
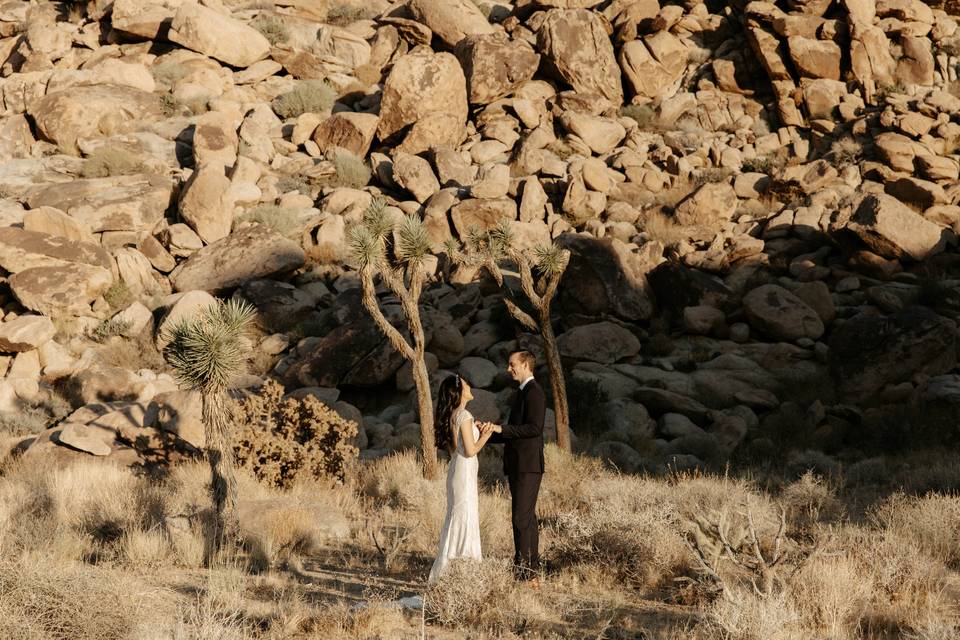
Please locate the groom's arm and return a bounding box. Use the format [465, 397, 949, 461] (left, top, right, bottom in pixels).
[499, 386, 545, 439]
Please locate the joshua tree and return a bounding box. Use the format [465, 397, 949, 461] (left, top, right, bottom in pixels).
[348, 197, 438, 479]
[448, 221, 573, 451]
[162, 298, 257, 562]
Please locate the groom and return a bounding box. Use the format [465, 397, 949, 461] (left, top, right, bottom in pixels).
[484, 351, 545, 586]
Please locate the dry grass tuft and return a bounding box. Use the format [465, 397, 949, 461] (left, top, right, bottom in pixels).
[235, 204, 303, 238]
[272, 81, 336, 119]
[425, 558, 515, 627]
[332, 150, 371, 188]
[871, 492, 960, 568]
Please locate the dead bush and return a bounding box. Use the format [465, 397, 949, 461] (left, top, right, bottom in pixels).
[272, 81, 336, 119]
[233, 380, 359, 487]
[424, 558, 516, 628]
[870, 492, 960, 568]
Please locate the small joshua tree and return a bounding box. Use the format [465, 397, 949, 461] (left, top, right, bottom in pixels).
[162, 299, 257, 562]
[348, 197, 438, 479]
[449, 221, 573, 451]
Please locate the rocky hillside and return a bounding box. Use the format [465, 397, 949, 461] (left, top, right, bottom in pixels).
[1, 0, 959, 473]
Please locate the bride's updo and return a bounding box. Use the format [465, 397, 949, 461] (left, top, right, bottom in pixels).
[435, 375, 463, 455]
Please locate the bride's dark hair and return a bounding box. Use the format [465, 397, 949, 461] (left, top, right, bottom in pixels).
[435, 374, 463, 455]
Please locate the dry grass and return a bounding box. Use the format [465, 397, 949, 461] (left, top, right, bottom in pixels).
[252, 14, 288, 46]
[641, 210, 693, 247]
[235, 204, 303, 237]
[331, 150, 371, 188]
[272, 81, 336, 119]
[81, 148, 145, 179]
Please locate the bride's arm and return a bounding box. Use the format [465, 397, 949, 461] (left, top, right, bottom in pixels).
[459, 415, 492, 458]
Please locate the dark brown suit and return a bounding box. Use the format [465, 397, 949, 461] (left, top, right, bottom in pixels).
[491, 378, 545, 580]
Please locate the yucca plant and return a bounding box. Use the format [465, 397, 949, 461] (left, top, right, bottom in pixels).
[450, 220, 573, 451]
[348, 198, 439, 479]
[162, 298, 257, 562]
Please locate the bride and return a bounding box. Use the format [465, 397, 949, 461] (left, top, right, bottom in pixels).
[428, 374, 493, 584]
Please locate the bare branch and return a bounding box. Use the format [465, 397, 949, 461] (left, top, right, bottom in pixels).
[503, 298, 539, 332]
[358, 266, 415, 361]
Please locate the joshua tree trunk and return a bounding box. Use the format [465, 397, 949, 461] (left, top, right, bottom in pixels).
[538, 307, 570, 452]
[202, 390, 239, 562]
[411, 351, 437, 479]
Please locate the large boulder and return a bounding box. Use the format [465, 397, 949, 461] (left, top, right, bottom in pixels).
[168, 3, 271, 68]
[450, 198, 517, 236]
[0, 227, 111, 273]
[377, 51, 468, 154]
[0, 315, 55, 352]
[455, 33, 540, 105]
[619, 32, 688, 100]
[833, 193, 946, 261]
[10, 264, 113, 316]
[537, 9, 623, 104]
[29, 85, 161, 153]
[558, 321, 641, 364]
[26, 174, 174, 233]
[556, 234, 660, 321]
[111, 0, 182, 39]
[178, 165, 234, 244]
[829, 307, 957, 401]
[407, 0, 496, 48]
[156, 290, 217, 349]
[312, 112, 379, 157]
[742, 284, 825, 341]
[170, 225, 306, 292]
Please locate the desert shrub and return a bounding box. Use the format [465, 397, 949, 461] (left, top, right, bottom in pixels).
[81, 148, 144, 179]
[641, 210, 689, 248]
[829, 136, 862, 168]
[275, 175, 312, 196]
[779, 471, 843, 532]
[692, 167, 733, 186]
[741, 154, 781, 175]
[234, 205, 302, 237]
[272, 81, 336, 119]
[151, 61, 190, 88]
[424, 558, 515, 628]
[0, 393, 70, 436]
[620, 103, 657, 128]
[325, 3, 376, 26]
[233, 380, 359, 487]
[788, 553, 873, 638]
[103, 281, 135, 309]
[706, 588, 804, 640]
[870, 492, 960, 568]
[252, 15, 288, 45]
[331, 150, 371, 188]
[89, 318, 132, 343]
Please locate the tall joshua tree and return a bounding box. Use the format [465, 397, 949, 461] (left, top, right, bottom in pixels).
[449, 222, 573, 451]
[348, 197, 438, 479]
[162, 298, 257, 562]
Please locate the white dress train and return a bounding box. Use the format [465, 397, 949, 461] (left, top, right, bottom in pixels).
[428, 409, 482, 584]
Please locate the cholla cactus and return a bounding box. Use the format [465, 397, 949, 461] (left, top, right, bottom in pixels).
[450, 221, 573, 451]
[347, 197, 439, 479]
[162, 298, 256, 562]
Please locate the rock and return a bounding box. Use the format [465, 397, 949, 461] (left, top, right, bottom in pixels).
[111, 0, 180, 39]
[170, 225, 306, 293]
[743, 284, 825, 341]
[471, 163, 510, 199]
[168, 3, 271, 68]
[11, 264, 112, 316]
[788, 36, 841, 80]
[0, 227, 111, 273]
[557, 234, 659, 321]
[519, 177, 548, 222]
[601, 397, 655, 442]
[896, 36, 934, 86]
[392, 153, 440, 203]
[455, 33, 540, 105]
[29, 85, 161, 153]
[0, 115, 34, 161]
[830, 307, 956, 401]
[26, 174, 174, 233]
[154, 390, 204, 449]
[115, 248, 164, 297]
[682, 306, 726, 335]
[428, 323, 465, 366]
[834, 193, 946, 261]
[885, 176, 946, 210]
[710, 414, 748, 453]
[619, 32, 688, 100]
[312, 112, 379, 157]
[538, 9, 623, 104]
[22, 207, 93, 243]
[58, 422, 112, 456]
[113, 302, 154, 337]
[377, 51, 468, 153]
[559, 112, 626, 154]
[458, 356, 498, 388]
[39, 340, 75, 379]
[0, 315, 55, 352]
[557, 321, 640, 364]
[192, 115, 239, 169]
[590, 441, 642, 472]
[794, 281, 835, 325]
[659, 413, 705, 439]
[179, 165, 234, 244]
[674, 181, 738, 230]
[407, 0, 496, 48]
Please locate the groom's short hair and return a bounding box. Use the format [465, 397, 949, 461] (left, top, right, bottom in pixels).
[512, 350, 535, 372]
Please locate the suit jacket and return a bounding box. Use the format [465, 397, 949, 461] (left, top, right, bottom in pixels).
[491, 379, 545, 475]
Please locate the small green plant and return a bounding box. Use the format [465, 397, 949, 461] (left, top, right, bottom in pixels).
[692, 167, 733, 186]
[159, 94, 179, 117]
[332, 150, 371, 188]
[103, 282, 135, 309]
[620, 104, 657, 128]
[81, 148, 144, 179]
[272, 81, 337, 119]
[325, 3, 374, 26]
[741, 155, 779, 175]
[275, 175, 312, 196]
[0, 394, 71, 436]
[235, 205, 302, 237]
[90, 318, 133, 343]
[252, 15, 289, 46]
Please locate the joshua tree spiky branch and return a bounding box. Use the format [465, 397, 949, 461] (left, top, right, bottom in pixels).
[162, 298, 256, 563]
[451, 220, 573, 451]
[348, 197, 438, 479]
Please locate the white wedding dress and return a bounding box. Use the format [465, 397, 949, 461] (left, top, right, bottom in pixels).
[428, 409, 482, 584]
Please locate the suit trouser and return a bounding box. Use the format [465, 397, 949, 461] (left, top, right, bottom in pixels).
[507, 471, 542, 580]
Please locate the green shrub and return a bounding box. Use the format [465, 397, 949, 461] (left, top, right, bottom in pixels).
[81, 148, 144, 179]
[272, 81, 337, 119]
[235, 205, 302, 237]
[233, 380, 359, 487]
[620, 104, 657, 128]
[103, 282, 135, 309]
[332, 150, 371, 188]
[252, 15, 289, 45]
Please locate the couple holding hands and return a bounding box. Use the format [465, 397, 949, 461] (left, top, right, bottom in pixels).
[428, 350, 546, 588]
